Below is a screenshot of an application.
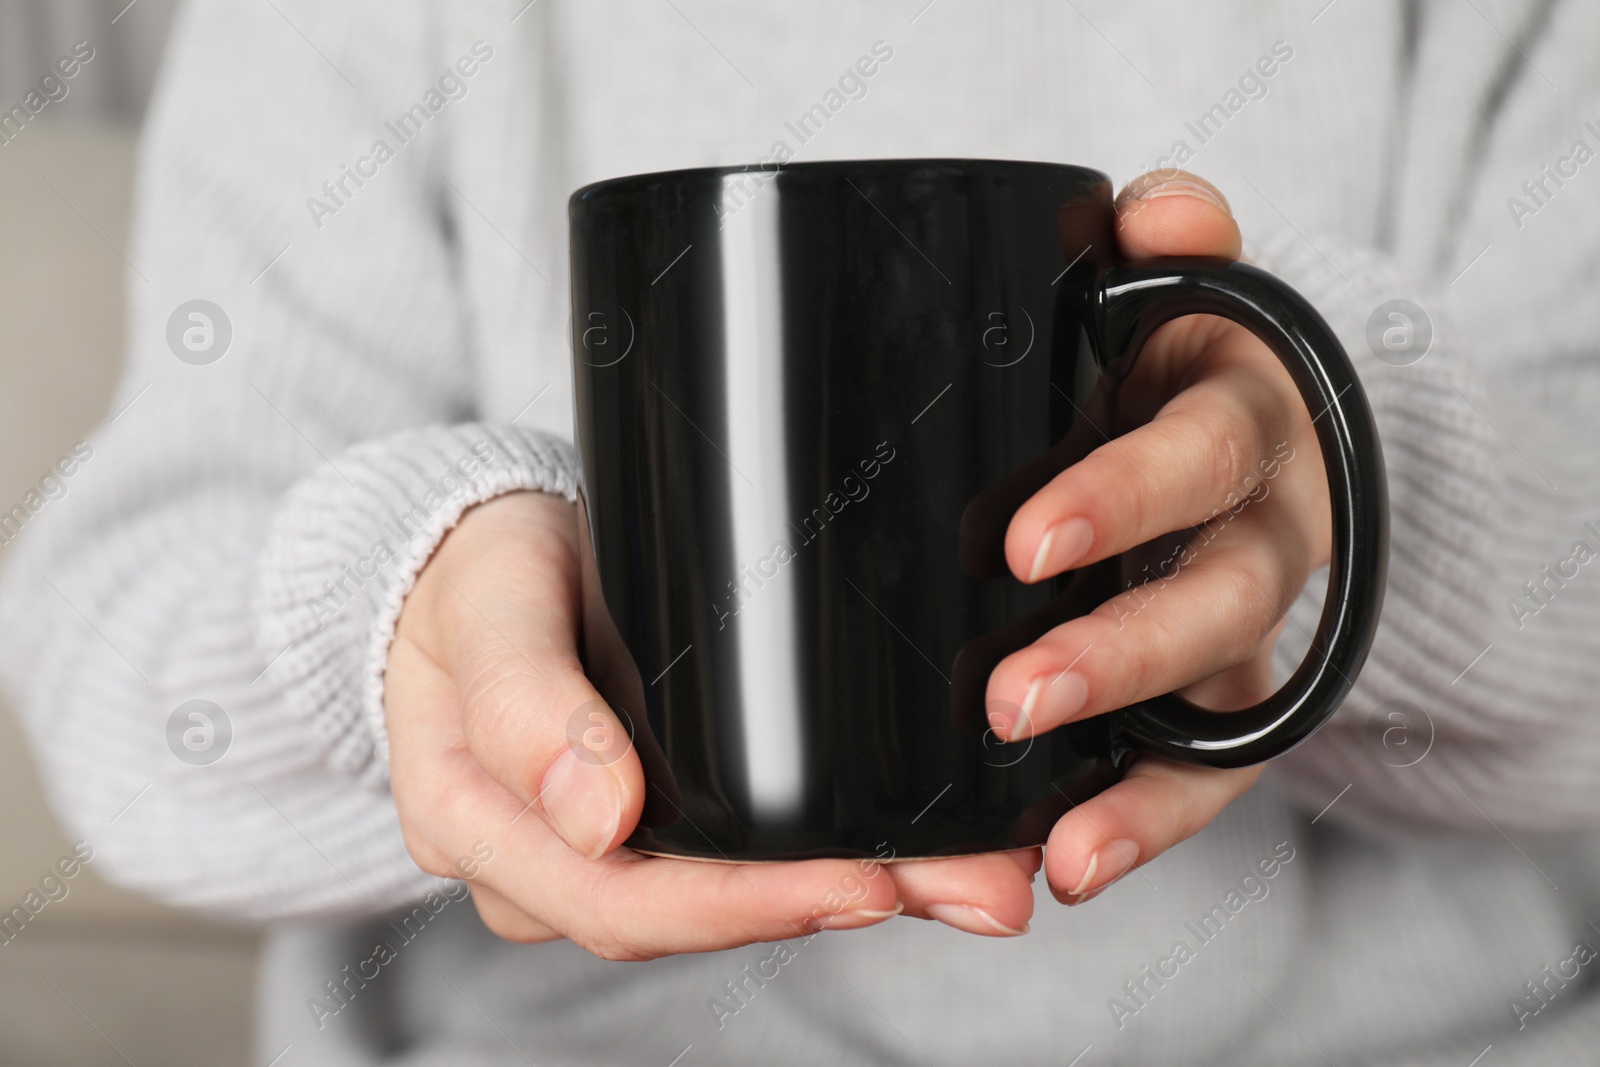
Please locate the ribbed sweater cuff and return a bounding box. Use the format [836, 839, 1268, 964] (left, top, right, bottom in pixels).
[255, 423, 577, 787]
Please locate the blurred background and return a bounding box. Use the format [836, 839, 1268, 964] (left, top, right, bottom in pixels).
[0, 1, 258, 1062]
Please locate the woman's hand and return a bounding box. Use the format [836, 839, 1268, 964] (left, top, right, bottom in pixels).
[387, 168, 1329, 955]
[387, 490, 1040, 960]
[985, 170, 1332, 904]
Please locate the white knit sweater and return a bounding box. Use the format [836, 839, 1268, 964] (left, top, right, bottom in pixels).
[5, 0, 1600, 1063]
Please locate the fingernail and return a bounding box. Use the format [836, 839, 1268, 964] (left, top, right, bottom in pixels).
[540, 748, 624, 861]
[1008, 669, 1088, 741]
[809, 903, 904, 932]
[1046, 671, 1089, 732]
[1116, 172, 1233, 216]
[1066, 839, 1139, 903]
[1026, 527, 1055, 583]
[1135, 180, 1232, 214]
[1009, 677, 1045, 742]
[1026, 517, 1094, 582]
[925, 903, 1029, 937]
[1064, 885, 1109, 907]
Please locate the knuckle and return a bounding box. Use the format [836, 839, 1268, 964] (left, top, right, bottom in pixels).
[575, 929, 651, 962]
[1123, 609, 1177, 694]
[1196, 404, 1257, 498]
[399, 827, 454, 879]
[570, 873, 655, 962]
[470, 885, 570, 946]
[1083, 599, 1162, 696]
[430, 774, 482, 840]
[399, 742, 479, 835]
[1084, 447, 1153, 535]
[457, 650, 528, 736]
[1088, 577, 1165, 673]
[1093, 569, 1163, 623]
[1123, 762, 1204, 846]
[473, 898, 539, 945]
[1174, 768, 1238, 841]
[471, 897, 512, 938]
[1215, 562, 1284, 657]
[456, 664, 552, 791]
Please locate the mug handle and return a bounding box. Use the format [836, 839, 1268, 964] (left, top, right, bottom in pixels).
[1092, 257, 1388, 770]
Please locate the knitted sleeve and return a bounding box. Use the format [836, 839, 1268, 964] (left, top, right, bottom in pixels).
[1258, 0, 1600, 834]
[0, 0, 569, 921]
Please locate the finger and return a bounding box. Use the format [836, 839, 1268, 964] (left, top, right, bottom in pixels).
[1009, 847, 1044, 881]
[426, 496, 647, 862]
[988, 505, 1309, 740]
[468, 882, 564, 944]
[454, 617, 642, 862]
[1182, 627, 1282, 713]
[387, 632, 494, 876]
[887, 852, 1039, 936]
[387, 642, 903, 961]
[1006, 361, 1300, 582]
[1114, 170, 1241, 260]
[1044, 758, 1262, 904]
[497, 831, 905, 960]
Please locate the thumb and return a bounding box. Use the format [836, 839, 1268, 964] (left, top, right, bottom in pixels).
[428, 495, 647, 861]
[1113, 170, 1242, 260]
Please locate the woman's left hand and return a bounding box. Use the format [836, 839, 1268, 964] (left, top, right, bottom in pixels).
[985, 170, 1332, 904]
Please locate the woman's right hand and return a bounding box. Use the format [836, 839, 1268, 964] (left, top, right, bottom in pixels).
[386, 489, 1039, 960]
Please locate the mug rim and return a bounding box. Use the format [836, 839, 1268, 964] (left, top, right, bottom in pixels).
[569, 156, 1110, 208]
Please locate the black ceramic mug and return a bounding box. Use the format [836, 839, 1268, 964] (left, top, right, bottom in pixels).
[568, 158, 1386, 862]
